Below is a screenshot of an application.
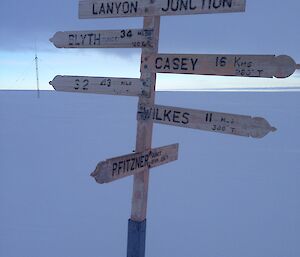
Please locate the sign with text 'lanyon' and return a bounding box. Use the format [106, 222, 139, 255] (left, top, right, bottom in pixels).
[50, 75, 150, 97]
[146, 54, 296, 78]
[137, 104, 277, 138]
[50, 29, 153, 48]
[91, 143, 179, 184]
[79, 0, 246, 19]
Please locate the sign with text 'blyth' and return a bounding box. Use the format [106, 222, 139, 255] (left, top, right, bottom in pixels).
[79, 0, 246, 19]
[91, 143, 179, 184]
[50, 29, 153, 48]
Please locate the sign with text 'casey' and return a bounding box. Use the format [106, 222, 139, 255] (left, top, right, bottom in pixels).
[50, 29, 153, 48]
[137, 104, 277, 138]
[145, 54, 296, 78]
[91, 143, 179, 184]
[50, 75, 150, 97]
[79, 0, 246, 19]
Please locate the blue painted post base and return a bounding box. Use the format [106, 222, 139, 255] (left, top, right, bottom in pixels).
[127, 219, 147, 257]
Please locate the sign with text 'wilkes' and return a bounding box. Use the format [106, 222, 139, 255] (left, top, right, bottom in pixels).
[50, 29, 153, 48]
[79, 0, 246, 19]
[137, 104, 277, 138]
[50, 75, 150, 97]
[91, 143, 179, 184]
[146, 54, 297, 78]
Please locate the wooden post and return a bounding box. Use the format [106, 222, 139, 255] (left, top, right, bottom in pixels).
[127, 15, 160, 257]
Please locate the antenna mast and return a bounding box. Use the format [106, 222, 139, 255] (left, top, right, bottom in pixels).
[35, 42, 40, 98]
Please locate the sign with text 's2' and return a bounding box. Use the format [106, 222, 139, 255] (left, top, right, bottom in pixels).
[91, 143, 179, 184]
[50, 75, 150, 97]
[79, 0, 246, 19]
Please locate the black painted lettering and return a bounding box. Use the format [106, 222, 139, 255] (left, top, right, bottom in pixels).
[155, 108, 163, 121]
[68, 35, 75, 46]
[106, 2, 114, 14]
[93, 4, 97, 14]
[115, 2, 122, 13]
[191, 58, 198, 70]
[173, 111, 181, 123]
[155, 57, 163, 69]
[164, 58, 171, 70]
[130, 1, 138, 13]
[99, 3, 106, 14]
[223, 0, 232, 8]
[180, 0, 188, 10]
[213, 0, 222, 9]
[182, 112, 190, 124]
[112, 163, 118, 176]
[130, 158, 135, 171]
[123, 2, 129, 13]
[181, 58, 188, 70]
[234, 57, 241, 67]
[94, 33, 101, 45]
[189, 0, 196, 9]
[163, 109, 172, 122]
[173, 58, 180, 70]
[171, 0, 179, 11]
[162, 0, 170, 11]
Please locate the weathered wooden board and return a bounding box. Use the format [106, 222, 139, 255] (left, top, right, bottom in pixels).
[49, 75, 150, 97]
[79, 0, 246, 19]
[91, 143, 179, 184]
[137, 104, 277, 138]
[144, 54, 296, 78]
[50, 29, 153, 48]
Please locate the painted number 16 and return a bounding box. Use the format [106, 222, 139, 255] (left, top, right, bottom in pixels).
[216, 57, 227, 67]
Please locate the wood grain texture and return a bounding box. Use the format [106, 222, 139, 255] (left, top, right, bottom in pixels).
[50, 29, 153, 48]
[79, 0, 246, 19]
[137, 104, 277, 138]
[146, 54, 296, 78]
[50, 75, 150, 97]
[130, 16, 161, 222]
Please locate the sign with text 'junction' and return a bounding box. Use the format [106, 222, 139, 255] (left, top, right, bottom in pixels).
[137, 104, 277, 138]
[50, 29, 153, 48]
[79, 0, 246, 19]
[146, 54, 297, 78]
[91, 143, 179, 184]
[50, 75, 150, 97]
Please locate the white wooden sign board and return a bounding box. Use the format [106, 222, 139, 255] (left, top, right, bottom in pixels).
[79, 0, 246, 19]
[50, 75, 150, 97]
[50, 29, 153, 48]
[91, 143, 179, 184]
[137, 104, 277, 138]
[145, 54, 296, 78]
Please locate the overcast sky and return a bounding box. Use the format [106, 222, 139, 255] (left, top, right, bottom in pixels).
[0, 0, 300, 90]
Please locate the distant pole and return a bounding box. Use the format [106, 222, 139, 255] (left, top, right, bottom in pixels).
[127, 16, 160, 257]
[34, 42, 40, 98]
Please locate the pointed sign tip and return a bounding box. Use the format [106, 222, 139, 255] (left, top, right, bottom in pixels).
[271, 126, 277, 132]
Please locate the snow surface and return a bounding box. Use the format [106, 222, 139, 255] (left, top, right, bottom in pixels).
[0, 91, 299, 257]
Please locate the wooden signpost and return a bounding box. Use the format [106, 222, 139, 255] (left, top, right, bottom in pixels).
[50, 75, 151, 97]
[91, 143, 179, 184]
[137, 104, 277, 138]
[49, 0, 299, 256]
[146, 54, 297, 78]
[50, 29, 153, 48]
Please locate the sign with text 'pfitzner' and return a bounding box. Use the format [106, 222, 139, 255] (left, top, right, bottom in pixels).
[50, 29, 153, 48]
[50, 75, 150, 97]
[145, 54, 296, 78]
[91, 143, 179, 184]
[79, 0, 246, 19]
[137, 104, 277, 138]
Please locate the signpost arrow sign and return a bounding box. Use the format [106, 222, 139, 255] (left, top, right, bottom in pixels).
[50, 29, 153, 48]
[79, 0, 246, 19]
[145, 54, 296, 78]
[49, 75, 150, 97]
[91, 143, 179, 184]
[137, 104, 277, 138]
